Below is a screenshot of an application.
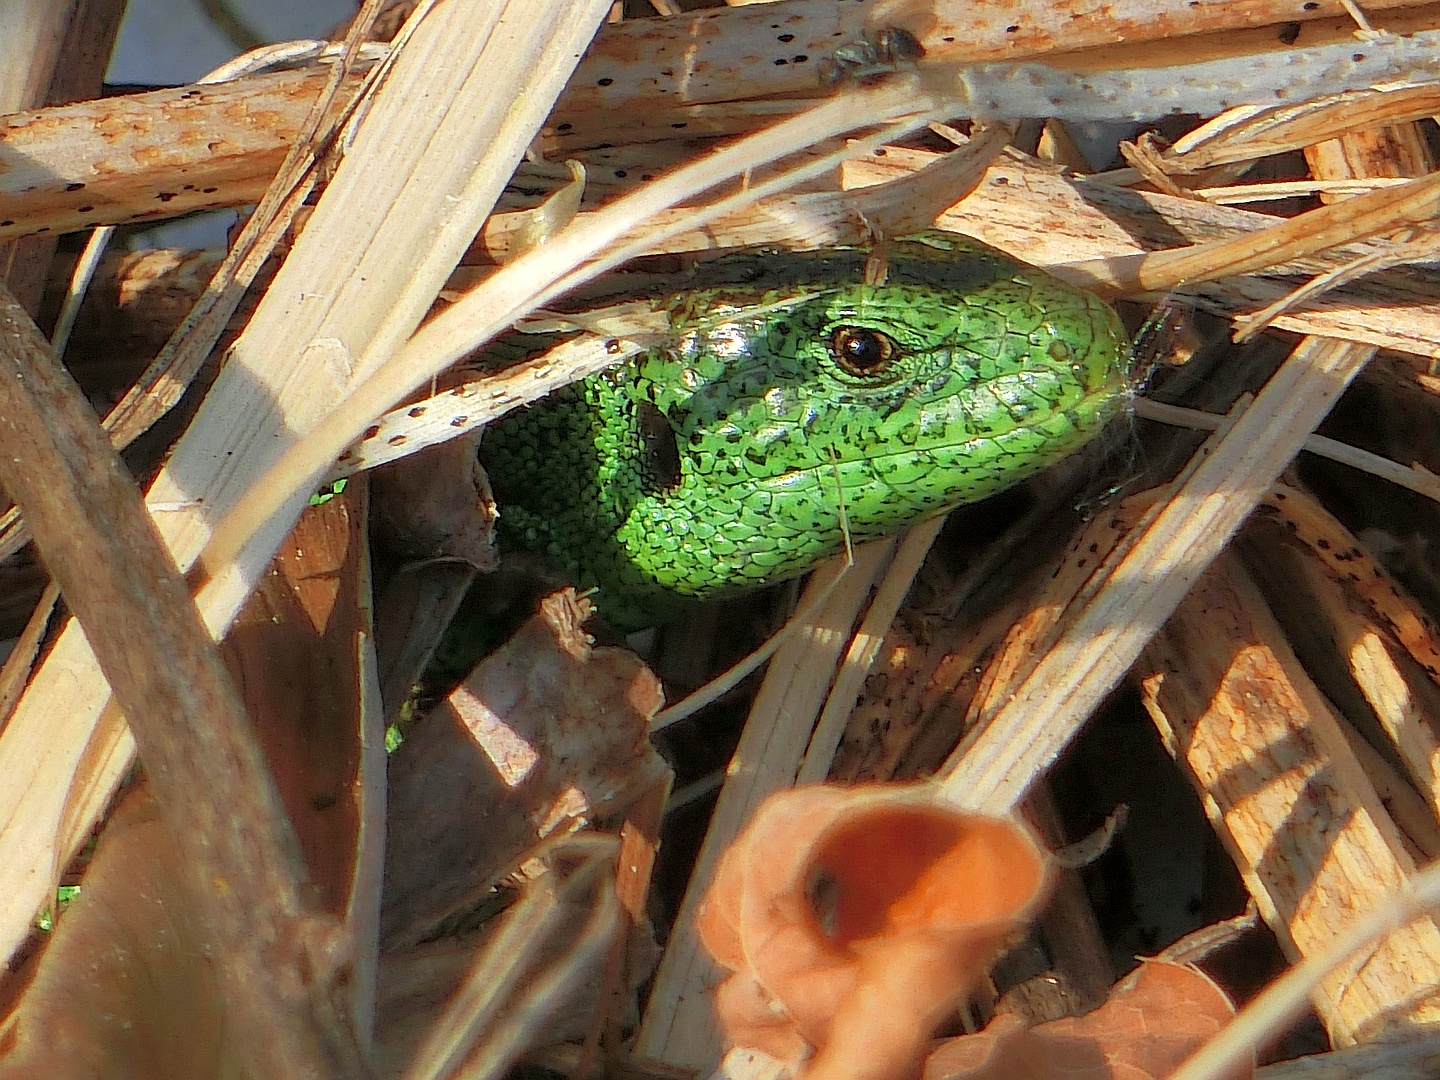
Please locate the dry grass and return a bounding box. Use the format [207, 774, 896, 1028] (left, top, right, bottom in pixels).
[3, 1, 1440, 1078]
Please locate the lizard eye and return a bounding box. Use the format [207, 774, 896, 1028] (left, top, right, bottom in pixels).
[829, 327, 897, 374]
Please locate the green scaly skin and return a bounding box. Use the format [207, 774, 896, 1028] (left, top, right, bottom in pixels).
[479, 236, 1131, 629]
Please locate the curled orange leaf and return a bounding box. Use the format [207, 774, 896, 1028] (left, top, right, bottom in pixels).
[697, 783, 1052, 1080]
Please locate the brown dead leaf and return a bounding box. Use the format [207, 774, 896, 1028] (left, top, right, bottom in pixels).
[381, 588, 670, 946]
[0, 786, 235, 1080]
[697, 783, 1051, 1080]
[370, 433, 497, 570]
[221, 487, 373, 917]
[923, 960, 1248, 1080]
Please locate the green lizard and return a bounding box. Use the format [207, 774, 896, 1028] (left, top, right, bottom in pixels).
[479, 235, 1131, 629]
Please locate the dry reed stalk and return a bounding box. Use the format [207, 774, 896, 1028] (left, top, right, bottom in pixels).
[0, 2, 75, 108]
[1142, 553, 1440, 1041]
[13, 0, 1440, 243]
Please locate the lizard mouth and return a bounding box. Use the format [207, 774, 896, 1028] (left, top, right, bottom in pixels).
[678, 373, 1132, 496]
[736, 422, 1108, 498]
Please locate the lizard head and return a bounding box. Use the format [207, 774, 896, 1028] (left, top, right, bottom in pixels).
[613, 238, 1133, 599]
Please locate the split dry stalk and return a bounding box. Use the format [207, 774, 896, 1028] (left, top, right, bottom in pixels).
[637, 540, 897, 1070]
[1067, 171, 1440, 295]
[795, 519, 949, 784]
[1163, 83, 1440, 171]
[1142, 553, 1440, 1041]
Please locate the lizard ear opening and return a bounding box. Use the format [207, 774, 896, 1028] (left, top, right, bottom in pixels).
[637, 402, 683, 494]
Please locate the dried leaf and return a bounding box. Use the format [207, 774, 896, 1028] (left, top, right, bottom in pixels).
[923, 960, 1248, 1080]
[221, 489, 375, 917]
[371, 433, 497, 569]
[0, 787, 233, 1080]
[381, 588, 669, 946]
[698, 783, 1051, 1080]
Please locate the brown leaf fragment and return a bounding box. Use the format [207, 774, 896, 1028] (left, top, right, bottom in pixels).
[381, 588, 669, 947]
[368, 433, 496, 716]
[582, 778, 670, 1075]
[222, 486, 372, 917]
[373, 560, 478, 723]
[697, 783, 1051, 1080]
[922, 961, 1248, 1080]
[371, 432, 497, 570]
[0, 786, 230, 1080]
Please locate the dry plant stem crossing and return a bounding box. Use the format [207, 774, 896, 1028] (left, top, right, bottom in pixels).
[1171, 859, 1440, 1080]
[938, 336, 1376, 813]
[0, 288, 369, 1079]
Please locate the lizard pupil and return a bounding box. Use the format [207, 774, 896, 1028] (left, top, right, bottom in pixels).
[831, 327, 896, 373]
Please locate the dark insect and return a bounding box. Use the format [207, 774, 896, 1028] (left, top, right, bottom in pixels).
[817, 25, 925, 90]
